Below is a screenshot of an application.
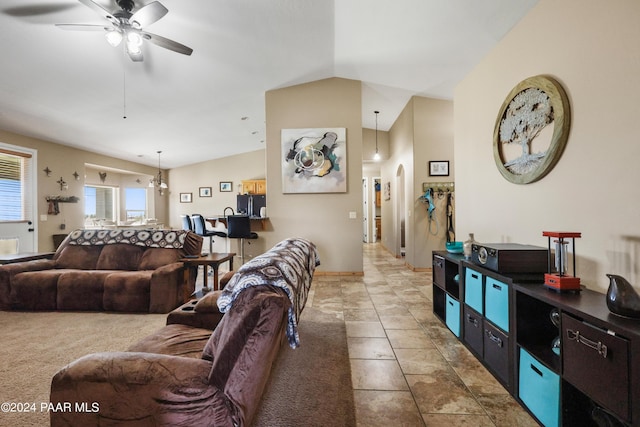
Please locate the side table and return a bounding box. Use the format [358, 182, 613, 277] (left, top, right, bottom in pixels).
[180, 252, 235, 301]
[0, 252, 55, 265]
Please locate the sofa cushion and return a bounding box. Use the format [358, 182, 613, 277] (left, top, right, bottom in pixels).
[11, 269, 73, 310]
[127, 324, 213, 358]
[55, 245, 102, 270]
[96, 244, 144, 271]
[139, 248, 181, 270]
[103, 271, 153, 312]
[202, 286, 289, 387]
[57, 271, 113, 310]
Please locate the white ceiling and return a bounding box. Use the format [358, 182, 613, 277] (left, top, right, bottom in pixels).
[0, 0, 538, 169]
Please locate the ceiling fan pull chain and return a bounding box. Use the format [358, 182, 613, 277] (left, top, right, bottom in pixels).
[123, 68, 127, 119]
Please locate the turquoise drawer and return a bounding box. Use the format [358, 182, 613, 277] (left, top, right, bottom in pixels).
[445, 294, 460, 337]
[485, 277, 509, 332]
[519, 348, 560, 427]
[464, 267, 484, 314]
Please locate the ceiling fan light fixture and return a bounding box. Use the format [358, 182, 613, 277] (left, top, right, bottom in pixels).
[125, 31, 143, 53]
[105, 29, 122, 47]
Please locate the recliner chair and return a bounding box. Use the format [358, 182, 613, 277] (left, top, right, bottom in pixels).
[192, 214, 227, 254]
[226, 214, 258, 264]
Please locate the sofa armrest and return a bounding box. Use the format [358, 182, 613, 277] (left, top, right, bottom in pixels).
[149, 262, 185, 313]
[0, 259, 57, 309]
[166, 290, 225, 329]
[50, 352, 236, 427]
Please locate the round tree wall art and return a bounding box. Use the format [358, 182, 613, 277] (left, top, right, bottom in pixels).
[493, 75, 571, 184]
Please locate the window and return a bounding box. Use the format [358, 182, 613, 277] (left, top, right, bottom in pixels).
[0, 148, 33, 222]
[124, 187, 147, 222]
[84, 185, 116, 225]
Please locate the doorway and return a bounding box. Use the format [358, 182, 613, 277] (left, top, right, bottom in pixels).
[396, 165, 405, 257]
[0, 143, 37, 252]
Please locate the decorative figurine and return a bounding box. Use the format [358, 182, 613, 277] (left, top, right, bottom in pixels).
[606, 274, 640, 319]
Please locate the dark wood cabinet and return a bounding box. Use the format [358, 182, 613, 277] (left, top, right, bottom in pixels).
[432, 251, 640, 427]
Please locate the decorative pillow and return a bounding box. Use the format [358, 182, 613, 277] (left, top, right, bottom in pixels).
[138, 248, 181, 270]
[96, 244, 144, 270]
[194, 290, 223, 313]
[55, 245, 102, 270]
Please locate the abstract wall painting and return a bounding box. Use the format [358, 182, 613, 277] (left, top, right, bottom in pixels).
[281, 128, 347, 193]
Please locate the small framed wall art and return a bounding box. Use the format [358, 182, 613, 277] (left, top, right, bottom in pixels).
[179, 192, 192, 203]
[199, 187, 212, 197]
[219, 182, 232, 192]
[429, 161, 449, 176]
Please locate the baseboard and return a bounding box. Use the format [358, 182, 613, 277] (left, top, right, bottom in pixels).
[314, 271, 364, 276]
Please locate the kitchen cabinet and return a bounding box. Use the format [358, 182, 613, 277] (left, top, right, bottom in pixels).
[241, 179, 266, 195]
[433, 250, 640, 427]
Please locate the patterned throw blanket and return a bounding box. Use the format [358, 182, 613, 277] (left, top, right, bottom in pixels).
[217, 238, 320, 349]
[66, 229, 191, 249]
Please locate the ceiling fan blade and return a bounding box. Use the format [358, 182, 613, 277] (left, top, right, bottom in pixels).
[141, 31, 193, 56]
[130, 1, 168, 28]
[78, 0, 116, 21]
[2, 4, 76, 17]
[55, 23, 111, 31]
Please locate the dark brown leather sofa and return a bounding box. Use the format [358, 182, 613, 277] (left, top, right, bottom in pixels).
[0, 229, 202, 313]
[49, 237, 319, 427]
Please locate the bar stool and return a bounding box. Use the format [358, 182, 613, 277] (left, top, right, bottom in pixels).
[192, 214, 227, 253]
[226, 215, 258, 264]
[181, 214, 193, 231]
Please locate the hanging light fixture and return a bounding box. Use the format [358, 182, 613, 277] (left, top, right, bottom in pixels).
[149, 150, 168, 195]
[373, 110, 381, 161]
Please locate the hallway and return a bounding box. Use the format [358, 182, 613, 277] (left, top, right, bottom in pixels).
[308, 243, 537, 426]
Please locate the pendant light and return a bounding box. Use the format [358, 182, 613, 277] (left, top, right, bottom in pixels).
[149, 150, 168, 195]
[373, 110, 381, 161]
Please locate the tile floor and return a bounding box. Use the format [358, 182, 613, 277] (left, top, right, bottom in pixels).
[307, 243, 538, 427]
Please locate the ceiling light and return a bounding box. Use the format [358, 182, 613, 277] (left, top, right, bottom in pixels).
[105, 29, 123, 47]
[149, 151, 167, 195]
[374, 110, 381, 161]
[126, 31, 143, 54]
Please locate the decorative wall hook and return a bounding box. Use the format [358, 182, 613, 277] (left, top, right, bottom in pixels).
[73, 171, 80, 181]
[99, 172, 107, 183]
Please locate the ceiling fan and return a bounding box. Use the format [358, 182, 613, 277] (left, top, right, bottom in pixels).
[55, 0, 193, 62]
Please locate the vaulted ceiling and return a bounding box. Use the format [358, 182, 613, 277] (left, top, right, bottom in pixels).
[0, 0, 538, 168]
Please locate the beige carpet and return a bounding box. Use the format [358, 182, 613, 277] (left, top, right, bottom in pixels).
[0, 311, 166, 427]
[0, 307, 355, 427]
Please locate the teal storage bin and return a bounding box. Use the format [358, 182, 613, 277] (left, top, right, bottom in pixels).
[485, 277, 509, 332]
[445, 294, 460, 337]
[519, 348, 560, 427]
[464, 268, 484, 314]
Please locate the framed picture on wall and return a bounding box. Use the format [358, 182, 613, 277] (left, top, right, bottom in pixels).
[199, 187, 212, 197]
[179, 192, 192, 203]
[219, 182, 232, 192]
[429, 161, 449, 176]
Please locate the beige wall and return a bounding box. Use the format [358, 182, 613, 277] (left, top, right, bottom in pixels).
[454, 0, 640, 293]
[381, 96, 454, 270]
[0, 129, 165, 251]
[167, 149, 266, 254]
[265, 77, 364, 273]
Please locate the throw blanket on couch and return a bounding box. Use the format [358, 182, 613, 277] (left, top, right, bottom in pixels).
[217, 238, 320, 348]
[66, 229, 192, 249]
